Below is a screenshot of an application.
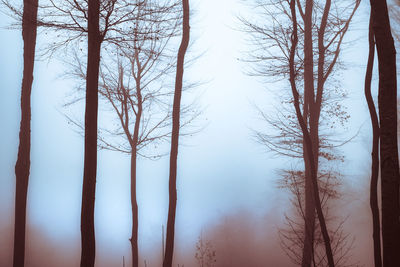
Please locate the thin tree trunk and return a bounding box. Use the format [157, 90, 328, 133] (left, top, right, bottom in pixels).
[303, 111, 334, 267]
[13, 1, 38, 266]
[130, 74, 143, 267]
[364, 14, 382, 267]
[289, 1, 334, 266]
[302, 117, 316, 267]
[130, 151, 139, 267]
[80, 0, 101, 266]
[302, 155, 315, 267]
[369, 0, 400, 266]
[163, 1, 190, 267]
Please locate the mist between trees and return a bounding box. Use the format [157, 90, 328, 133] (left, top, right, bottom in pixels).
[0, 0, 399, 267]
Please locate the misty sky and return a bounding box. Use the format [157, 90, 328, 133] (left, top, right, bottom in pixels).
[0, 0, 389, 266]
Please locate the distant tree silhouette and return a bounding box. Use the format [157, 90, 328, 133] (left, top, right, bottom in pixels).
[163, 0, 190, 266]
[369, 0, 400, 266]
[277, 169, 357, 267]
[240, 0, 359, 265]
[13, 1, 38, 266]
[195, 235, 216, 267]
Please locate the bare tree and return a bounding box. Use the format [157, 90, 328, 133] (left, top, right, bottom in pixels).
[13, 1, 38, 267]
[287, 2, 334, 265]
[369, 0, 400, 266]
[240, 0, 359, 265]
[99, 17, 175, 266]
[163, 1, 190, 266]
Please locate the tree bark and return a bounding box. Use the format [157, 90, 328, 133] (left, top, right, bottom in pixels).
[163, 1, 190, 267]
[369, 0, 400, 266]
[13, 1, 38, 266]
[364, 14, 382, 267]
[80, 0, 101, 266]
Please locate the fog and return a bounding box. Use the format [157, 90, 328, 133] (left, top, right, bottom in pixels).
[0, 0, 386, 266]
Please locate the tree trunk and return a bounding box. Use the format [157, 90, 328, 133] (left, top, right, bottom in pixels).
[163, 1, 190, 267]
[364, 14, 382, 267]
[302, 154, 315, 267]
[80, 0, 101, 266]
[130, 151, 139, 267]
[301, 1, 316, 266]
[130, 75, 143, 267]
[369, 0, 400, 266]
[302, 111, 316, 267]
[13, 1, 38, 266]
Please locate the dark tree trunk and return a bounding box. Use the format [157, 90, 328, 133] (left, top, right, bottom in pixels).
[364, 15, 382, 267]
[13, 1, 38, 266]
[369, 0, 400, 266]
[163, 1, 190, 267]
[130, 77, 143, 267]
[80, 0, 101, 266]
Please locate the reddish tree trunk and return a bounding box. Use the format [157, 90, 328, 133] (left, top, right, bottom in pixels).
[163, 1, 190, 267]
[80, 0, 101, 266]
[369, 0, 400, 266]
[13, 1, 38, 266]
[364, 15, 382, 267]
